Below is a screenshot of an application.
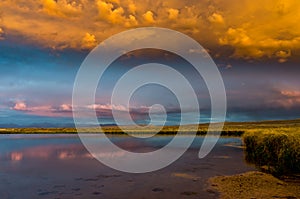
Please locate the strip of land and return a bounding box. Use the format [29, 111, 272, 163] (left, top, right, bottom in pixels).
[1, 119, 300, 135]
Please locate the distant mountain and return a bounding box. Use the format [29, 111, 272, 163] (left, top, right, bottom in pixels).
[0, 122, 75, 128]
[1, 118, 299, 128]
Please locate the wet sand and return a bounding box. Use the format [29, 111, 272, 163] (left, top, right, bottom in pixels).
[0, 135, 256, 199]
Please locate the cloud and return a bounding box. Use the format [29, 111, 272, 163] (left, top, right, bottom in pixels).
[208, 13, 224, 24]
[81, 33, 97, 49]
[219, 28, 263, 59]
[10, 100, 170, 118]
[219, 28, 252, 47]
[280, 90, 300, 98]
[0, 28, 4, 40]
[276, 50, 291, 63]
[219, 27, 299, 61]
[126, 15, 138, 27]
[11, 101, 74, 117]
[216, 0, 300, 62]
[263, 89, 300, 109]
[225, 64, 232, 69]
[12, 102, 28, 111]
[167, 5, 203, 34]
[142, 11, 155, 23]
[96, 0, 138, 26]
[41, 0, 83, 18]
[88, 104, 127, 112]
[0, 0, 299, 62]
[127, 0, 137, 14]
[96, 0, 124, 24]
[59, 104, 72, 111]
[275, 90, 300, 108]
[167, 8, 179, 20]
[12, 102, 52, 113]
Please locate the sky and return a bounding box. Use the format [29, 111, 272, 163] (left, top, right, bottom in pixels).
[0, 0, 299, 127]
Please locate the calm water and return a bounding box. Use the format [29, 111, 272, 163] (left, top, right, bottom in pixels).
[0, 134, 255, 199]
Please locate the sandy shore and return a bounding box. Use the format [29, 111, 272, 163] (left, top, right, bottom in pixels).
[209, 171, 300, 199]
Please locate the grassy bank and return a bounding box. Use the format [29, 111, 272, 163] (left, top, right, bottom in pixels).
[243, 128, 300, 175]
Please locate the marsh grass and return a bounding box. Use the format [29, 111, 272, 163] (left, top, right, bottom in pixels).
[1, 119, 299, 136]
[243, 128, 300, 175]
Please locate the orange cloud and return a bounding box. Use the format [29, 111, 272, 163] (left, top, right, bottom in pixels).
[216, 0, 300, 62]
[0, 0, 299, 62]
[0, 28, 4, 39]
[42, 0, 83, 18]
[276, 50, 291, 63]
[142, 11, 155, 23]
[127, 0, 137, 14]
[208, 13, 224, 24]
[96, 0, 124, 24]
[167, 8, 179, 20]
[96, 0, 138, 26]
[82, 33, 97, 49]
[219, 28, 252, 47]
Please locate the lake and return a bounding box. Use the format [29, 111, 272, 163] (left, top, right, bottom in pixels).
[0, 134, 255, 199]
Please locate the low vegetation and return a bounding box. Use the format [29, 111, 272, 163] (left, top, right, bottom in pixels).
[1, 119, 299, 135]
[243, 128, 300, 175]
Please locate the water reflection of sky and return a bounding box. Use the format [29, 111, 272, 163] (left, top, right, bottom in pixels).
[0, 135, 241, 163]
[0, 135, 253, 199]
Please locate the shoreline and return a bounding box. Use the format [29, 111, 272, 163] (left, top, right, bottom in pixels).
[209, 171, 300, 199]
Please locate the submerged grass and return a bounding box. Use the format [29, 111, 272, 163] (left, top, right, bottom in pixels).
[243, 128, 300, 175]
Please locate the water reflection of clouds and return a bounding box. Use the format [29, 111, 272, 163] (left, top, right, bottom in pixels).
[10, 152, 23, 161]
[2, 136, 164, 163]
[6, 144, 129, 162]
[6, 144, 91, 162]
[90, 151, 126, 159]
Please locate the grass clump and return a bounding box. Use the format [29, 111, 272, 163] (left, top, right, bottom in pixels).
[243, 128, 300, 175]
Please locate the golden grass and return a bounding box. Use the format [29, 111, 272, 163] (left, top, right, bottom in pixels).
[2, 119, 299, 135]
[243, 128, 300, 175]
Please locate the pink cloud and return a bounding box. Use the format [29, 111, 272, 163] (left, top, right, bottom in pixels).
[280, 90, 300, 98]
[8, 144, 92, 161]
[12, 102, 28, 111]
[11, 102, 71, 117]
[88, 104, 127, 111]
[269, 89, 300, 109]
[59, 103, 72, 111]
[10, 102, 169, 119]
